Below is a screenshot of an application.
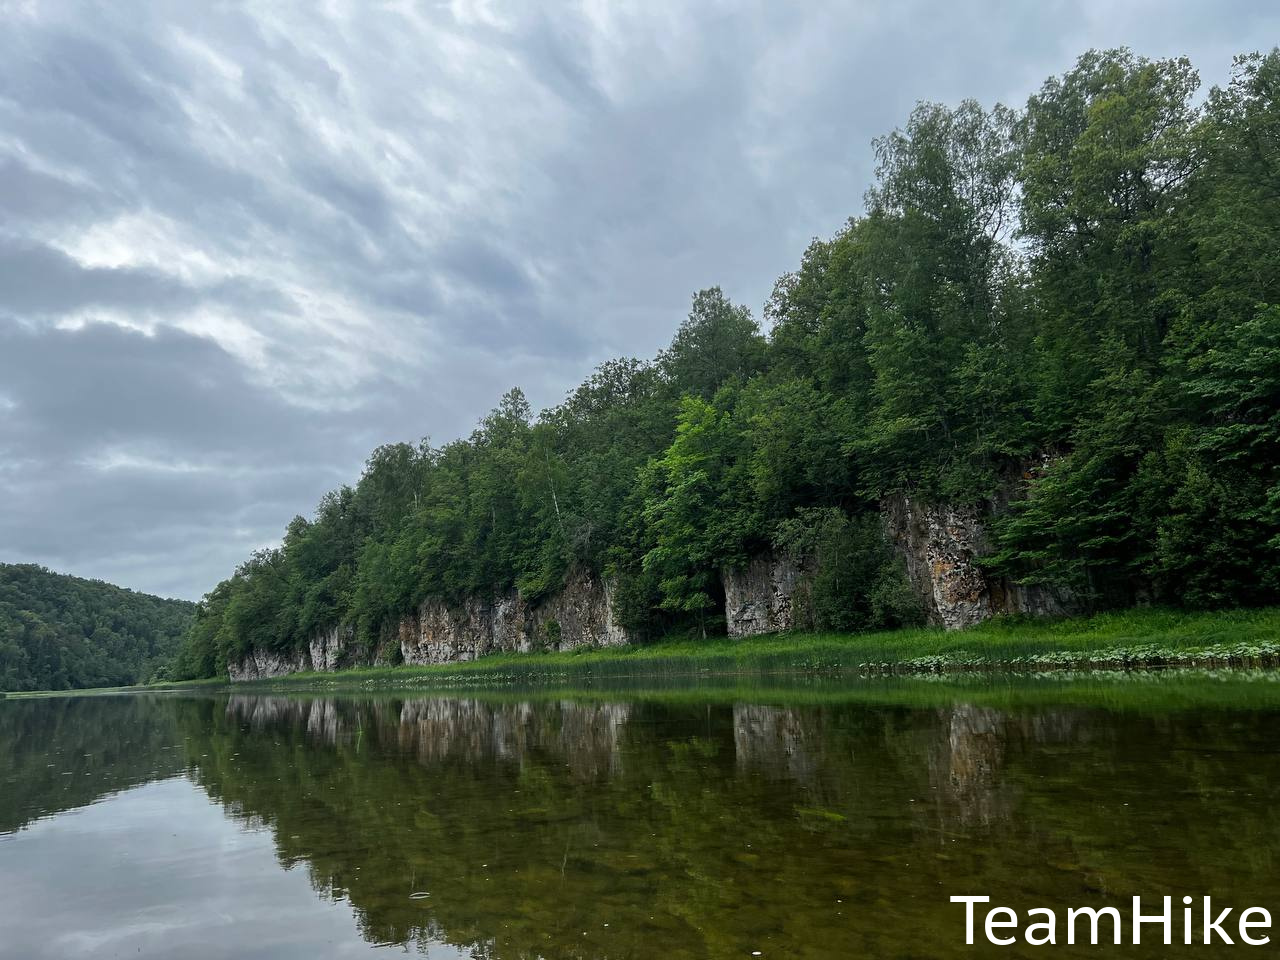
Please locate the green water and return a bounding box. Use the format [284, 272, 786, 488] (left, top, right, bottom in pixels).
[3, 675, 1280, 958]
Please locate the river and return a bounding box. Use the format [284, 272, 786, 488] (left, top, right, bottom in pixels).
[3, 674, 1279, 957]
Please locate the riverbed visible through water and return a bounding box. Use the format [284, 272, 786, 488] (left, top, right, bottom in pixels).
[3, 673, 1279, 958]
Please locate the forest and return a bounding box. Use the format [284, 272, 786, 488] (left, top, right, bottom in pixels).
[175, 49, 1280, 680]
[0, 564, 194, 691]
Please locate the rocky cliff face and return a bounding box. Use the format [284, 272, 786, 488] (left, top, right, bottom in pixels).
[400, 568, 629, 665]
[227, 624, 392, 681]
[720, 491, 1075, 639]
[882, 493, 1075, 630]
[880, 496, 993, 630]
[228, 569, 630, 680]
[227, 646, 313, 682]
[309, 624, 358, 672]
[722, 553, 808, 638]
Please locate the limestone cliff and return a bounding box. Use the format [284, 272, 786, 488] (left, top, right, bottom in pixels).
[722, 553, 808, 638]
[719, 490, 1075, 639]
[399, 568, 629, 665]
[228, 569, 629, 680]
[227, 646, 312, 682]
[882, 493, 1075, 629]
[226, 625, 390, 682]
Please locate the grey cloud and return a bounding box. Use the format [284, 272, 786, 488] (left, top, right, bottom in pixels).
[290, 160, 394, 237]
[0, 239, 295, 318]
[0, 156, 111, 225]
[0, 323, 378, 596]
[0, 240, 196, 315]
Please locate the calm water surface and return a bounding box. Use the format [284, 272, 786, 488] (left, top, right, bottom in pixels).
[2, 676, 1280, 958]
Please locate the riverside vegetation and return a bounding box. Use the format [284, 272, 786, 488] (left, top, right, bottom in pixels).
[165, 48, 1279, 680]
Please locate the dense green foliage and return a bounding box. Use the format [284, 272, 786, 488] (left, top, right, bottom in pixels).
[178, 49, 1280, 679]
[0, 564, 194, 691]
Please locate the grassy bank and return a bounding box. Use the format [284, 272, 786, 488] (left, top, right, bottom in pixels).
[235, 606, 1280, 690]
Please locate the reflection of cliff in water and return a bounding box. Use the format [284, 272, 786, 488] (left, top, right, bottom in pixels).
[172, 692, 1280, 960]
[223, 694, 632, 778]
[732, 700, 1092, 827]
[0, 695, 185, 835]
[928, 703, 1093, 827]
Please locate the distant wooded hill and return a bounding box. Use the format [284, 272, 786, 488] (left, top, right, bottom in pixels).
[0, 564, 194, 692]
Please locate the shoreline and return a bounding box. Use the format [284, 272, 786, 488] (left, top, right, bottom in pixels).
[231, 606, 1280, 690]
[6, 607, 1279, 699]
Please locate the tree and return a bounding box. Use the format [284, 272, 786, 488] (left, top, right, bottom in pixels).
[642, 393, 760, 635]
[659, 288, 766, 400]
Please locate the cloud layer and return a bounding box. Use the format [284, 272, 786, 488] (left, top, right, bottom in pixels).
[1, 0, 1274, 599]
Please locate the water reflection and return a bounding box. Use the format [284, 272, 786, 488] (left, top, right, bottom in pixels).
[3, 683, 1280, 958]
[0, 694, 184, 834]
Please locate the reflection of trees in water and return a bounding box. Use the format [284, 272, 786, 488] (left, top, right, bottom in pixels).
[0, 695, 186, 834]
[88, 692, 1280, 960]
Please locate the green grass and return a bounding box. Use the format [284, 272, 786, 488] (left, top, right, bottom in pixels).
[234, 606, 1280, 691]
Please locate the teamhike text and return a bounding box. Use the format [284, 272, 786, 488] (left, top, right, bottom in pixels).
[951, 896, 1272, 946]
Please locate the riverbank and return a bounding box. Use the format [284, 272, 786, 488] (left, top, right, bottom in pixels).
[232, 606, 1280, 690]
[0, 677, 225, 700]
[6, 608, 1278, 699]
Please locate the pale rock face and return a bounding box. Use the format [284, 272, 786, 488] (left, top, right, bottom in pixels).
[722, 553, 807, 638]
[309, 625, 356, 672]
[229, 570, 632, 678]
[882, 495, 993, 630]
[882, 493, 1075, 630]
[399, 569, 632, 666]
[720, 491, 1075, 638]
[532, 571, 631, 650]
[226, 647, 311, 682]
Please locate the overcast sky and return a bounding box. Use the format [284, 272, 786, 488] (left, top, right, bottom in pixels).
[1, 1, 1275, 600]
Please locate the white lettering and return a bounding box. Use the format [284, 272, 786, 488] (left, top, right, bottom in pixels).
[950, 896, 990, 945]
[1067, 906, 1121, 945]
[1204, 897, 1234, 945]
[985, 907, 1018, 946]
[1132, 896, 1172, 945]
[1025, 908, 1056, 945]
[1240, 907, 1271, 946]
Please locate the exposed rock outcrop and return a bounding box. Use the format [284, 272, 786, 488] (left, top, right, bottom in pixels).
[227, 647, 313, 682]
[881, 496, 993, 630]
[227, 624, 391, 681]
[721, 487, 1077, 638]
[400, 569, 629, 665]
[309, 624, 362, 672]
[722, 552, 808, 638]
[882, 493, 1075, 630]
[229, 569, 630, 679]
